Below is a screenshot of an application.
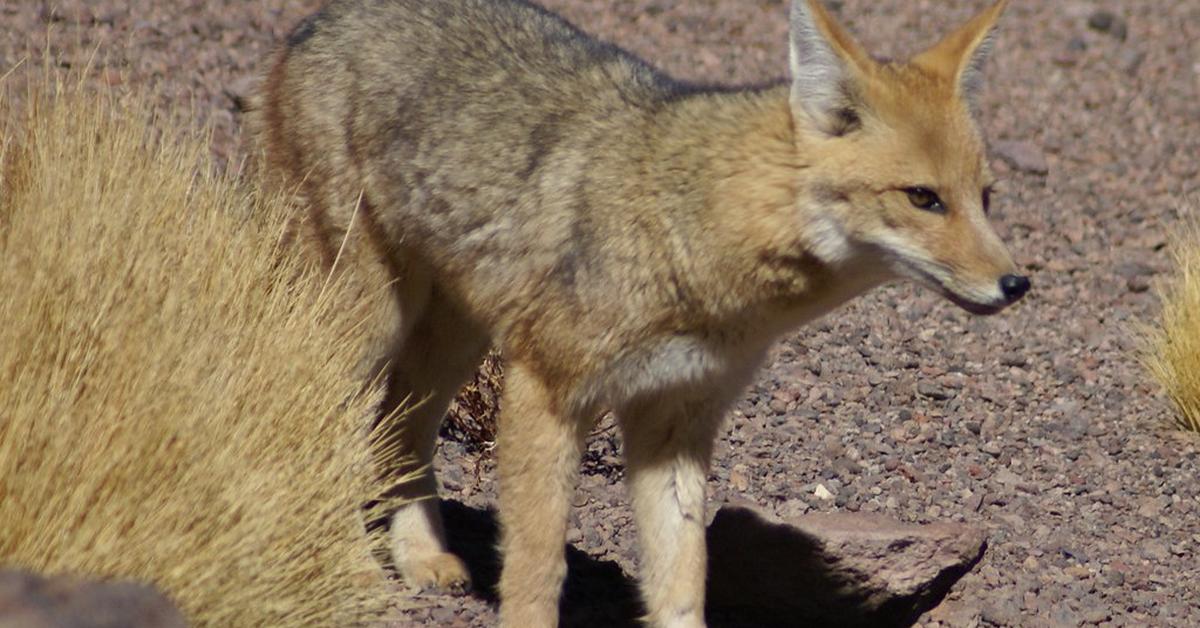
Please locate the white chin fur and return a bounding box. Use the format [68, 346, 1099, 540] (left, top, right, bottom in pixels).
[875, 237, 1005, 309]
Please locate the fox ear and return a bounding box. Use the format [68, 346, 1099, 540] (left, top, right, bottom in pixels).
[912, 0, 1008, 106]
[788, 0, 872, 136]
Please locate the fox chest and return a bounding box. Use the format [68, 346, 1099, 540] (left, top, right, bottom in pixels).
[575, 332, 766, 412]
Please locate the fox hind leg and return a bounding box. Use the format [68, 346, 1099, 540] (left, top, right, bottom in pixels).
[495, 362, 590, 627]
[375, 281, 490, 594]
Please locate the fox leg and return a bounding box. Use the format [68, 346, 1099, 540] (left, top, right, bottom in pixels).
[495, 362, 588, 627]
[376, 284, 489, 593]
[619, 396, 726, 628]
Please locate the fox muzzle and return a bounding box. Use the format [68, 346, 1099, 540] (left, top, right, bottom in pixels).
[999, 274, 1031, 304]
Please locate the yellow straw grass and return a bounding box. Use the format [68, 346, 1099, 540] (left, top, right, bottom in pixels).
[1141, 206, 1200, 434]
[0, 74, 403, 625]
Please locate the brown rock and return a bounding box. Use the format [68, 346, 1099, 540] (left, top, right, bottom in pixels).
[992, 140, 1050, 175]
[0, 570, 186, 628]
[706, 506, 987, 628]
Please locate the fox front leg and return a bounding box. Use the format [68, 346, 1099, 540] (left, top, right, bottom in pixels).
[619, 396, 727, 628]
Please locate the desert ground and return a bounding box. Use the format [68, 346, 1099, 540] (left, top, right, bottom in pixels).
[4, 0, 1198, 626]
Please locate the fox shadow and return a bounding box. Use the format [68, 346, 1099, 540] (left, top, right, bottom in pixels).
[436, 500, 940, 628]
[438, 499, 642, 628]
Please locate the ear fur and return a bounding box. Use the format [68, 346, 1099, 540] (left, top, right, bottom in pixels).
[788, 0, 872, 136]
[912, 0, 1008, 105]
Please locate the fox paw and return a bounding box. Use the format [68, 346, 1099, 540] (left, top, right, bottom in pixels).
[397, 552, 471, 595]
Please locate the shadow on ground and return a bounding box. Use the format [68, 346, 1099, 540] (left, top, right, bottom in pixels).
[440, 500, 643, 628]
[437, 500, 948, 628]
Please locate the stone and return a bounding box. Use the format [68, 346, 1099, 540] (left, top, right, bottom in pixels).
[917, 381, 953, 401]
[1087, 10, 1127, 40]
[981, 600, 1024, 626]
[1084, 607, 1112, 624]
[1000, 352, 1029, 368]
[1087, 10, 1116, 32]
[1114, 261, 1155, 279]
[993, 140, 1050, 175]
[1118, 49, 1146, 75]
[706, 505, 987, 628]
[0, 570, 186, 628]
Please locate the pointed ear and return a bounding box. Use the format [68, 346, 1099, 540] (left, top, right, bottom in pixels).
[912, 0, 1008, 106]
[789, 0, 873, 136]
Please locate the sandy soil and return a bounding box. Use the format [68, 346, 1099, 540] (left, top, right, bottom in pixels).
[4, 0, 1198, 626]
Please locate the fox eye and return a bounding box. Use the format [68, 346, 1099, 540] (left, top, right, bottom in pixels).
[982, 186, 993, 215]
[904, 187, 945, 213]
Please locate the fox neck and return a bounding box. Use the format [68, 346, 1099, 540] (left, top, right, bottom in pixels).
[655, 85, 892, 336]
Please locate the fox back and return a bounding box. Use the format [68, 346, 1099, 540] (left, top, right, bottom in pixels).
[260, 0, 707, 328]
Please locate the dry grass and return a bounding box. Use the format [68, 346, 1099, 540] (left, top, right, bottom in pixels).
[1142, 206, 1200, 434]
[446, 351, 504, 451]
[0, 73, 403, 626]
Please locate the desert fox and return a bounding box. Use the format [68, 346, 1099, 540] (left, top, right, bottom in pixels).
[255, 0, 1027, 625]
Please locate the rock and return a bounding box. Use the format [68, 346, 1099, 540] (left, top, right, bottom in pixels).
[1000, 352, 1029, 368]
[1083, 607, 1112, 624]
[994, 468, 1024, 487]
[730, 464, 751, 492]
[1139, 540, 1170, 561]
[1118, 49, 1145, 75]
[1052, 44, 1083, 68]
[706, 505, 987, 628]
[430, 606, 457, 624]
[1086, 10, 1116, 32]
[1087, 10, 1127, 40]
[0, 570, 186, 628]
[993, 140, 1050, 175]
[1115, 261, 1155, 293]
[917, 381, 953, 401]
[926, 599, 979, 626]
[981, 600, 1024, 626]
[38, 3, 94, 24]
[1114, 262, 1155, 279]
[1061, 413, 1091, 440]
[1127, 277, 1151, 293]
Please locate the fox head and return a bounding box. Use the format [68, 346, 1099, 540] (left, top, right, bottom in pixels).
[789, 0, 1028, 314]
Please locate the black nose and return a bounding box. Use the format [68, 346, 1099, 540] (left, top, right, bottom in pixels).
[999, 274, 1031, 303]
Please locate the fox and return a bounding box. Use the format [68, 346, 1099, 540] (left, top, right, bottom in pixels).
[253, 0, 1029, 625]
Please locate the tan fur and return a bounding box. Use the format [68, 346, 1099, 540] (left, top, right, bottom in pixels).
[250, 0, 1023, 625]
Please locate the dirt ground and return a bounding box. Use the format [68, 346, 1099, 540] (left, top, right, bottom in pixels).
[4, 0, 1198, 626]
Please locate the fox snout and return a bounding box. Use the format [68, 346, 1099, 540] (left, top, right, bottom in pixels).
[938, 271, 1030, 316]
[999, 273, 1030, 303]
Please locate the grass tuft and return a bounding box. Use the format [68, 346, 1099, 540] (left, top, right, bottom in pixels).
[0, 74, 402, 625]
[1142, 206, 1200, 434]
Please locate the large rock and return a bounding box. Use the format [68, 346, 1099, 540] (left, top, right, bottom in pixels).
[706, 506, 987, 628]
[0, 570, 186, 628]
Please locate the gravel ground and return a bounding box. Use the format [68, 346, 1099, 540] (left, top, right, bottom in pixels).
[4, 0, 1199, 626]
